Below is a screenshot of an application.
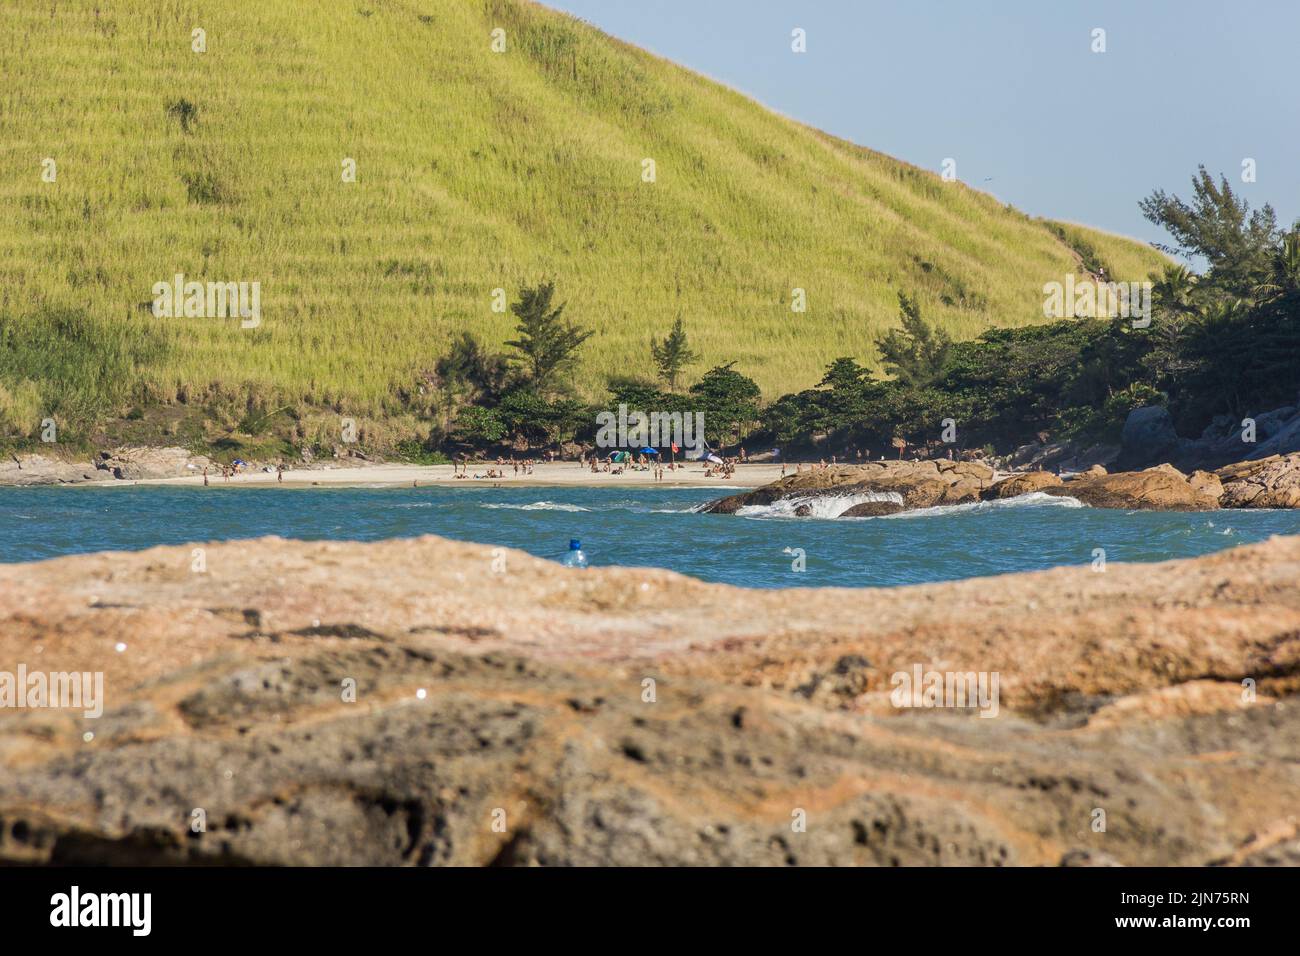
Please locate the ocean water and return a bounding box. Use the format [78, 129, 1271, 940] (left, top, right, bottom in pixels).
[1, 485, 1297, 588]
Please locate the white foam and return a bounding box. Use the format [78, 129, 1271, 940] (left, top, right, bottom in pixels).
[480, 501, 590, 512]
[879, 491, 1084, 519]
[736, 491, 905, 519]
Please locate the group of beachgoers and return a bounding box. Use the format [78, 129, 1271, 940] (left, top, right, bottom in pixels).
[451, 456, 545, 480]
[583, 452, 682, 480]
[202, 460, 284, 485]
[441, 449, 755, 482]
[775, 445, 962, 476]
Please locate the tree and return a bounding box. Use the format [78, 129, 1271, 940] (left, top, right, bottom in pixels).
[504, 281, 593, 396]
[688, 362, 761, 444]
[1254, 230, 1300, 307]
[435, 332, 507, 401]
[649, 316, 699, 391]
[815, 357, 872, 430]
[874, 293, 951, 388]
[451, 405, 506, 444]
[1152, 263, 1198, 315]
[1142, 264, 1202, 387]
[1139, 166, 1279, 295]
[497, 388, 593, 446]
[420, 332, 508, 434]
[606, 375, 669, 411]
[818, 357, 869, 392]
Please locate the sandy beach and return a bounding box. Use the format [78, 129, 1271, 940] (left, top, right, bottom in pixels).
[115, 460, 788, 490]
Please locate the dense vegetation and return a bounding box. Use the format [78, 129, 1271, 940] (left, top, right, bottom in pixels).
[0, 0, 1163, 454]
[754, 168, 1300, 457]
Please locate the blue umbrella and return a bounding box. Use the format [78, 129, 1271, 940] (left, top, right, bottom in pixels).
[639, 447, 659, 455]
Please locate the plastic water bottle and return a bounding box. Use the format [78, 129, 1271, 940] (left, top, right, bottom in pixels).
[560, 538, 588, 568]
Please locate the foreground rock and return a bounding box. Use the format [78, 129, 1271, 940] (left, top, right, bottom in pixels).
[2, 535, 1298, 866]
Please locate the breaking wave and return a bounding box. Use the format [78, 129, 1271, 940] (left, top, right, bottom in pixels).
[736, 491, 905, 519]
[879, 491, 1084, 519]
[730, 490, 1086, 520]
[480, 501, 591, 512]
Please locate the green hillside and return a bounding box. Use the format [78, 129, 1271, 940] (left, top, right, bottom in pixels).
[0, 0, 1166, 442]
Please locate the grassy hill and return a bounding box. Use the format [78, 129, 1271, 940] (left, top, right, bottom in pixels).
[0, 0, 1166, 446]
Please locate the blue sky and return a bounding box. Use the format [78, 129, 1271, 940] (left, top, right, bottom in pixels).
[542, 0, 1299, 255]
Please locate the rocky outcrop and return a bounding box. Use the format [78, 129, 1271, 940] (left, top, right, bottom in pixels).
[1042, 462, 1221, 511]
[1006, 440, 1118, 473]
[1110, 400, 1300, 473]
[1188, 469, 1223, 499]
[0, 453, 108, 486]
[1, 534, 1298, 866]
[1116, 405, 1181, 470]
[1217, 453, 1300, 509]
[712, 454, 1300, 515]
[981, 470, 1062, 500]
[704, 460, 996, 515]
[840, 499, 905, 517]
[94, 446, 212, 481]
[0, 446, 213, 486]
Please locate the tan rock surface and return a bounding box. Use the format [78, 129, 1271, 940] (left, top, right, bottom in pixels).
[982, 470, 1062, 499]
[1043, 463, 1221, 510]
[706, 460, 997, 514]
[1189, 469, 1224, 499]
[1217, 453, 1300, 508]
[2, 534, 1299, 866]
[0, 453, 104, 486]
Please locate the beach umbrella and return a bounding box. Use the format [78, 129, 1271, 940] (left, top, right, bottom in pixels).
[640, 447, 659, 455]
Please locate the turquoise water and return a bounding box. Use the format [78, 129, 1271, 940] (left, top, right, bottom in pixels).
[2, 485, 1297, 588]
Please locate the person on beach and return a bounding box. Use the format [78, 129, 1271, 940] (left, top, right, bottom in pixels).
[203, 467, 209, 487]
[277, 462, 284, 483]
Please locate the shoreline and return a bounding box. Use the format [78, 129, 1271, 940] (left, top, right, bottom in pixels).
[80, 461, 790, 490]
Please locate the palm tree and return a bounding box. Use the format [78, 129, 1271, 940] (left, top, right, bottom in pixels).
[1152, 263, 1197, 314]
[1144, 264, 1200, 385]
[1253, 229, 1300, 306]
